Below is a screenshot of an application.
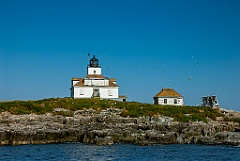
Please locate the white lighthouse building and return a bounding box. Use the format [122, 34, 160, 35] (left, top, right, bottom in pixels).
[71, 55, 122, 100]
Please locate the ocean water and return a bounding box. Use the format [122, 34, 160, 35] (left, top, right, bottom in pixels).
[0, 143, 239, 161]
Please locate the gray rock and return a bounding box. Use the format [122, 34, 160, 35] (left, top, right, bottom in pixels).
[0, 108, 240, 146]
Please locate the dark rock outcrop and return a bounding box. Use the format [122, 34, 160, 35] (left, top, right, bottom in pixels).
[0, 108, 239, 146]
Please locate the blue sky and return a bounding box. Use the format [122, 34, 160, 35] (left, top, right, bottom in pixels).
[0, 0, 239, 111]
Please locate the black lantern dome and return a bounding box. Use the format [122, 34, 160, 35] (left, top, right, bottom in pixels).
[89, 55, 99, 67]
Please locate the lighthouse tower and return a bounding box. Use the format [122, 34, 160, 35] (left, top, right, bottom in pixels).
[71, 55, 124, 100]
[87, 55, 101, 75]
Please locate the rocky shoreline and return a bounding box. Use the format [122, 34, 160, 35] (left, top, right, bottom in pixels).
[0, 108, 240, 146]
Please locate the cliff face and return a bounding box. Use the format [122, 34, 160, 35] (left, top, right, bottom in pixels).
[0, 108, 239, 146]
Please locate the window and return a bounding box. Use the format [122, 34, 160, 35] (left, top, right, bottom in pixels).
[80, 88, 84, 95]
[108, 89, 113, 96]
[164, 99, 167, 104]
[174, 99, 177, 104]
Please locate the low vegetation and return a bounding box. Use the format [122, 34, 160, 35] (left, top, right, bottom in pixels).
[120, 102, 223, 122]
[224, 117, 240, 124]
[0, 98, 224, 122]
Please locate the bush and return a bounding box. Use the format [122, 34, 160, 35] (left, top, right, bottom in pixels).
[54, 111, 73, 117]
[224, 117, 240, 124]
[0, 98, 224, 123]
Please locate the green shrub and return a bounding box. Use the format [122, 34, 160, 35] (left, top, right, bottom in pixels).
[54, 111, 73, 117]
[224, 117, 240, 124]
[0, 98, 224, 123]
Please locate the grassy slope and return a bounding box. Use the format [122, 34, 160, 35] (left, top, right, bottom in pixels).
[0, 98, 223, 122]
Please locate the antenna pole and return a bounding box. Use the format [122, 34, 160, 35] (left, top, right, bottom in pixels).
[88, 53, 90, 60]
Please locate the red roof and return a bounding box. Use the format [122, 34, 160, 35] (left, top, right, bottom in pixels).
[154, 88, 183, 98]
[73, 78, 84, 86]
[85, 74, 106, 79]
[109, 80, 118, 87]
[72, 77, 118, 87]
[72, 78, 82, 81]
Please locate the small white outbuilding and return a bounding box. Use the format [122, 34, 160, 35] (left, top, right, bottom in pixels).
[153, 88, 184, 106]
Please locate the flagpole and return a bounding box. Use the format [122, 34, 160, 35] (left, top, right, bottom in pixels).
[88, 53, 90, 66]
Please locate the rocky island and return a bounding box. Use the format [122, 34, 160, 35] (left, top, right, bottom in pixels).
[0, 98, 239, 146]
